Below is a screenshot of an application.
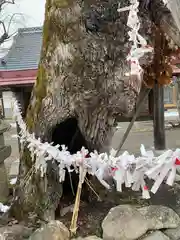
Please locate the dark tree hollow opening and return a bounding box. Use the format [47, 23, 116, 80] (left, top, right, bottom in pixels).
[51, 118, 90, 217]
[51, 118, 89, 154]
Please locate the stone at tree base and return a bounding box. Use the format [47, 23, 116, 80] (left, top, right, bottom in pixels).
[0, 120, 12, 202]
[175, 174, 180, 182]
[176, 166, 180, 174]
[72, 236, 102, 240]
[29, 221, 69, 240]
[164, 226, 180, 240]
[137, 205, 180, 230]
[9, 159, 20, 179]
[141, 231, 170, 240]
[102, 205, 148, 240]
[0, 145, 11, 161]
[0, 224, 33, 240]
[0, 162, 9, 203]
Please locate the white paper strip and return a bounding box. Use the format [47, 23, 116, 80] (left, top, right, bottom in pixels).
[11, 88, 180, 199]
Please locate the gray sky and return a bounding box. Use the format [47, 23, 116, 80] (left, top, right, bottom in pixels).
[0, 0, 46, 56]
[9, 0, 46, 26]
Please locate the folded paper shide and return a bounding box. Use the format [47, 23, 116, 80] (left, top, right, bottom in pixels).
[12, 99, 180, 199]
[118, 0, 153, 85]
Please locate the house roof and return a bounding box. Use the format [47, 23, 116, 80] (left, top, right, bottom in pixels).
[0, 27, 43, 71]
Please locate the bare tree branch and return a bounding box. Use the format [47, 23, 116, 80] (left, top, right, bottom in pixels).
[0, 0, 15, 46]
[0, 1, 14, 6]
[7, 13, 24, 32]
[0, 0, 14, 11]
[0, 20, 8, 45]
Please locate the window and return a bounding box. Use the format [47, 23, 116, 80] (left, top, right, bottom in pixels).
[164, 86, 173, 104]
[164, 82, 177, 108]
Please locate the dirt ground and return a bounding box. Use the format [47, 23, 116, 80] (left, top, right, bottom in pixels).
[112, 123, 180, 154]
[3, 120, 180, 237]
[58, 182, 180, 237]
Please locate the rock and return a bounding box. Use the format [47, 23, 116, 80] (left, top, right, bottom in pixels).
[0, 120, 12, 202]
[164, 226, 180, 240]
[83, 237, 102, 240]
[175, 174, 180, 182]
[176, 166, 180, 174]
[73, 236, 102, 240]
[0, 145, 11, 163]
[102, 205, 148, 240]
[60, 204, 74, 217]
[141, 231, 170, 240]
[29, 220, 69, 240]
[0, 162, 9, 202]
[0, 224, 33, 240]
[9, 159, 20, 179]
[138, 205, 180, 230]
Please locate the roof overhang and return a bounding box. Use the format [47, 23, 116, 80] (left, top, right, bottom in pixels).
[0, 69, 37, 87]
[0, 76, 35, 87]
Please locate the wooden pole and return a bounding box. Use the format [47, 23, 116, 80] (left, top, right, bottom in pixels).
[0, 90, 5, 118]
[115, 88, 150, 156]
[153, 81, 166, 150]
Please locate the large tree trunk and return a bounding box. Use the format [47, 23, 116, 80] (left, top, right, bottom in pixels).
[10, 0, 180, 221]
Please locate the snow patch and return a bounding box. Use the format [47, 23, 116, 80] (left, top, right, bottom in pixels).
[11, 134, 18, 139]
[10, 177, 17, 185]
[0, 203, 10, 213]
[165, 111, 179, 117]
[10, 123, 16, 128]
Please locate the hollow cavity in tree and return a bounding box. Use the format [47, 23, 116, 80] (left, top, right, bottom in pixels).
[51, 117, 91, 218]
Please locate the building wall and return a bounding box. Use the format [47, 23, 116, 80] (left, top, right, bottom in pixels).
[164, 75, 180, 108]
[2, 91, 14, 119]
[2, 87, 33, 119]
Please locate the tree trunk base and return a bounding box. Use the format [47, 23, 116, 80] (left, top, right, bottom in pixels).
[10, 117, 94, 222]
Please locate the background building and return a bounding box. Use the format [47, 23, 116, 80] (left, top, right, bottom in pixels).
[0, 27, 42, 118]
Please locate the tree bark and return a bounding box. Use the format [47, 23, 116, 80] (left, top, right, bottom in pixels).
[10, 0, 180, 221]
